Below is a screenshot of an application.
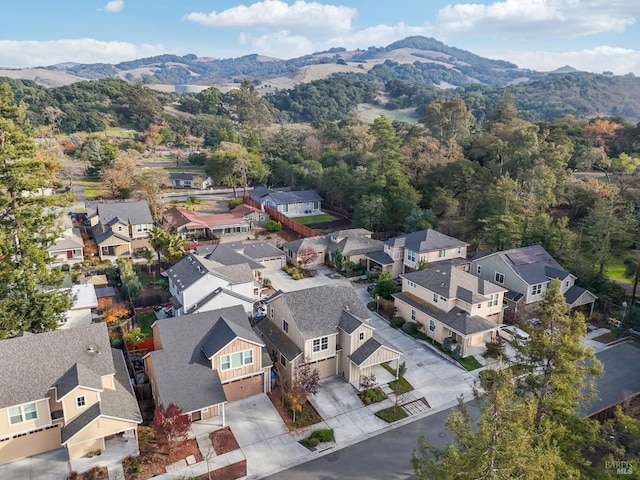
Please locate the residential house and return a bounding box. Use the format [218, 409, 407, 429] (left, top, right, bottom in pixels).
[168, 172, 212, 189]
[471, 245, 597, 314]
[0, 323, 141, 472]
[144, 305, 272, 424]
[283, 229, 384, 267]
[227, 242, 287, 271]
[89, 201, 154, 261]
[167, 253, 258, 316]
[249, 187, 322, 217]
[367, 229, 470, 278]
[59, 284, 99, 330]
[393, 259, 507, 357]
[47, 215, 84, 265]
[256, 283, 401, 389]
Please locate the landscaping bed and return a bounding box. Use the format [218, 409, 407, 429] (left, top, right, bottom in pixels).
[358, 387, 388, 405]
[68, 466, 108, 480]
[592, 330, 619, 344]
[299, 428, 335, 451]
[376, 405, 408, 423]
[209, 427, 240, 455]
[267, 387, 322, 429]
[123, 426, 202, 480]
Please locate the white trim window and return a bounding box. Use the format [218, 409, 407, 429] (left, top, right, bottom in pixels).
[411, 309, 416, 321]
[429, 319, 435, 331]
[280, 354, 287, 367]
[359, 332, 365, 341]
[488, 293, 499, 307]
[476, 265, 482, 275]
[282, 319, 289, 334]
[407, 250, 416, 262]
[8, 402, 38, 425]
[313, 336, 329, 352]
[438, 249, 445, 258]
[433, 293, 438, 303]
[136, 224, 149, 233]
[495, 272, 505, 284]
[532, 284, 543, 296]
[220, 349, 254, 371]
[76, 396, 86, 408]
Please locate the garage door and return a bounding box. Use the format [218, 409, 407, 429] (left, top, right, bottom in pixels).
[0, 425, 62, 464]
[308, 357, 336, 379]
[223, 374, 264, 402]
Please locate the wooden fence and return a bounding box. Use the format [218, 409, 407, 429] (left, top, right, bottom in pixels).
[132, 292, 171, 308]
[243, 197, 320, 238]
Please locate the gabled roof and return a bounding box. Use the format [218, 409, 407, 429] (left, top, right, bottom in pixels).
[338, 310, 366, 334]
[274, 282, 370, 339]
[55, 363, 103, 401]
[94, 200, 153, 226]
[227, 242, 286, 261]
[366, 250, 394, 265]
[565, 285, 598, 307]
[170, 172, 206, 181]
[166, 254, 219, 291]
[212, 263, 256, 284]
[0, 323, 114, 409]
[204, 244, 264, 270]
[349, 335, 401, 366]
[255, 320, 303, 361]
[401, 260, 505, 303]
[47, 227, 84, 252]
[95, 286, 117, 299]
[251, 188, 322, 205]
[94, 230, 131, 245]
[386, 229, 469, 253]
[68, 284, 98, 310]
[61, 403, 101, 444]
[148, 306, 262, 413]
[201, 316, 263, 358]
[479, 245, 571, 286]
[187, 287, 254, 315]
[283, 229, 383, 256]
[394, 292, 499, 336]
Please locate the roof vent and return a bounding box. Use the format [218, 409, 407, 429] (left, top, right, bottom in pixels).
[86, 346, 100, 354]
[456, 312, 463, 317]
[440, 282, 445, 287]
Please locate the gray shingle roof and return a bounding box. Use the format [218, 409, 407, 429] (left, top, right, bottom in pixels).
[101, 348, 143, 423]
[251, 188, 322, 205]
[201, 316, 263, 359]
[228, 242, 286, 261]
[55, 363, 103, 401]
[61, 403, 101, 444]
[167, 254, 216, 290]
[564, 285, 597, 306]
[94, 230, 131, 245]
[338, 310, 364, 334]
[393, 292, 498, 336]
[94, 200, 153, 226]
[402, 260, 505, 302]
[204, 244, 264, 271]
[278, 282, 370, 339]
[386, 229, 469, 252]
[0, 323, 115, 409]
[170, 172, 203, 181]
[212, 263, 256, 284]
[255, 320, 303, 361]
[148, 306, 262, 413]
[187, 287, 253, 315]
[95, 286, 117, 299]
[366, 250, 394, 265]
[349, 338, 383, 366]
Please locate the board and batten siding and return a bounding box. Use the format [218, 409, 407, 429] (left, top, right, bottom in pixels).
[213, 338, 263, 382]
[269, 297, 304, 353]
[304, 333, 338, 363]
[473, 255, 529, 299]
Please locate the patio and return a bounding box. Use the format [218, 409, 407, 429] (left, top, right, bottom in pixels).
[69, 431, 139, 474]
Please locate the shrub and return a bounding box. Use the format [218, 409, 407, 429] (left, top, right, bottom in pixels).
[228, 198, 243, 209]
[308, 437, 320, 448]
[110, 337, 124, 349]
[401, 322, 418, 335]
[61, 264, 70, 272]
[72, 263, 83, 271]
[390, 317, 406, 329]
[266, 220, 282, 232]
[262, 277, 272, 288]
[311, 428, 334, 442]
[411, 331, 429, 341]
[361, 388, 387, 405]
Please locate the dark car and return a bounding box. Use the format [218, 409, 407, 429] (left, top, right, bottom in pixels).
[367, 283, 377, 294]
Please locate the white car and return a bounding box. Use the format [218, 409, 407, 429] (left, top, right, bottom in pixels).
[498, 325, 531, 344]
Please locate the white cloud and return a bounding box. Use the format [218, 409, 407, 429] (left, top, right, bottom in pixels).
[0, 39, 166, 68]
[483, 45, 640, 75]
[103, 0, 124, 13]
[184, 0, 357, 36]
[436, 0, 640, 38]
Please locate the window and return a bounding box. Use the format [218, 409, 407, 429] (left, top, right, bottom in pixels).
[411, 309, 416, 321]
[408, 281, 416, 288]
[495, 272, 505, 284]
[313, 336, 329, 352]
[282, 204, 288, 213]
[457, 247, 462, 254]
[407, 250, 416, 262]
[433, 293, 438, 303]
[76, 396, 86, 408]
[280, 354, 287, 367]
[359, 332, 365, 341]
[532, 284, 543, 296]
[136, 224, 149, 233]
[565, 280, 570, 288]
[438, 249, 445, 258]
[8, 403, 37, 425]
[282, 319, 289, 333]
[476, 265, 482, 275]
[440, 297, 447, 303]
[269, 307, 274, 319]
[429, 319, 435, 331]
[220, 350, 254, 371]
[488, 293, 499, 307]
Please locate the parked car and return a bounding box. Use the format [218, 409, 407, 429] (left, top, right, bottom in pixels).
[393, 278, 402, 287]
[498, 325, 530, 344]
[367, 283, 378, 294]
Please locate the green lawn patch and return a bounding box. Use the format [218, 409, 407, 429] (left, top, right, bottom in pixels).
[164, 167, 206, 174]
[389, 376, 414, 395]
[138, 276, 169, 291]
[293, 213, 337, 225]
[137, 311, 156, 338]
[359, 387, 387, 405]
[605, 257, 633, 283]
[376, 405, 408, 423]
[458, 355, 483, 371]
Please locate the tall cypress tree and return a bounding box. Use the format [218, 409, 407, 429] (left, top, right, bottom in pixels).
[0, 83, 73, 338]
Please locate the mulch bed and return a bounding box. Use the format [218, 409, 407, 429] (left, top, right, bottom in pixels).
[68, 466, 108, 480]
[124, 426, 203, 480]
[267, 387, 322, 430]
[197, 459, 247, 480]
[209, 427, 240, 455]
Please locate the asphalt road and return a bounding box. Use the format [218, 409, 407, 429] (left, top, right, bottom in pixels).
[265, 401, 479, 480]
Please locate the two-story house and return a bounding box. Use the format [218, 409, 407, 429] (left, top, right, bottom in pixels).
[0, 323, 141, 472]
[393, 259, 507, 357]
[255, 283, 401, 389]
[471, 245, 597, 315]
[144, 305, 272, 425]
[167, 253, 258, 316]
[249, 187, 323, 217]
[89, 200, 154, 261]
[47, 214, 84, 266]
[283, 228, 385, 268]
[367, 229, 469, 278]
[58, 284, 99, 330]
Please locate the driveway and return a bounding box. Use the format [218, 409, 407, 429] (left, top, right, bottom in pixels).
[266, 265, 348, 293]
[0, 448, 70, 480]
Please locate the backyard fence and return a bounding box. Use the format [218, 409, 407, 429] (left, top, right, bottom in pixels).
[132, 292, 171, 308]
[243, 197, 321, 238]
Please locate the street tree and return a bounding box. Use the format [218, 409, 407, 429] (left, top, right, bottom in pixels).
[153, 403, 192, 449]
[0, 83, 73, 338]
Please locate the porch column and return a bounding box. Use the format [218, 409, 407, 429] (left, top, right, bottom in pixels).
[395, 358, 399, 379]
[221, 404, 226, 427]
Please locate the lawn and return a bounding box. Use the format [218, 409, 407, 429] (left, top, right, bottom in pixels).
[75, 177, 104, 200]
[164, 167, 206, 174]
[458, 356, 483, 371]
[605, 257, 633, 283]
[293, 213, 337, 225]
[376, 405, 408, 423]
[137, 311, 156, 338]
[380, 362, 415, 394]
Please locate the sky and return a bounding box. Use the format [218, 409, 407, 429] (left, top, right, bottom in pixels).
[1, 0, 640, 75]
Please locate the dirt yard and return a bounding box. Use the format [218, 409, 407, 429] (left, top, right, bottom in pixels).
[209, 427, 240, 455]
